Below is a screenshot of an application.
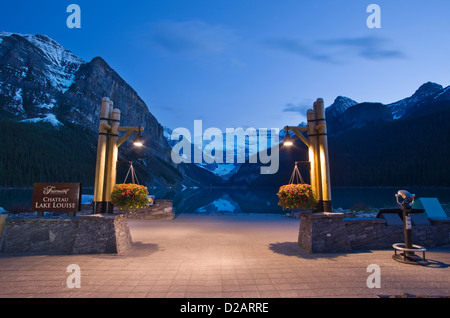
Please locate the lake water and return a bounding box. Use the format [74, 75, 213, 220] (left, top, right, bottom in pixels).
[1, 186, 449, 215]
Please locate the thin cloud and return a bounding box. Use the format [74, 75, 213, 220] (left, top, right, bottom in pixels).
[264, 37, 336, 63]
[282, 100, 314, 113]
[147, 20, 238, 56]
[264, 35, 406, 63]
[317, 36, 406, 61]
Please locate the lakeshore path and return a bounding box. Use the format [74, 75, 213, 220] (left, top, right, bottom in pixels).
[0, 213, 449, 299]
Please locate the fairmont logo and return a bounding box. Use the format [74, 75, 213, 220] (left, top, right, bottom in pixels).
[43, 186, 70, 195]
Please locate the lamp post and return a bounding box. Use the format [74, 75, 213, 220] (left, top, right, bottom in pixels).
[283, 98, 332, 213]
[93, 97, 145, 214]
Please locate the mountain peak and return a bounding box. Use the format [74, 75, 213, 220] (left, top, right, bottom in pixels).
[388, 81, 444, 119]
[416, 81, 443, 92]
[91, 56, 108, 65]
[0, 30, 225, 188]
[326, 95, 358, 118]
[413, 82, 443, 99]
[1, 31, 84, 65]
[335, 95, 355, 102]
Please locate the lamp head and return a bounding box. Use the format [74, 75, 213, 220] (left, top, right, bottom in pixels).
[133, 127, 144, 147]
[283, 131, 294, 147]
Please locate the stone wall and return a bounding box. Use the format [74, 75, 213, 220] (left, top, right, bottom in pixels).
[298, 212, 450, 253]
[0, 214, 132, 255]
[345, 217, 450, 251]
[298, 212, 351, 253]
[125, 200, 174, 220]
[345, 218, 401, 251]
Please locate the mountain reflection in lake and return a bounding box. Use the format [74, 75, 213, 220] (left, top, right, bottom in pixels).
[154, 186, 450, 215]
[152, 187, 284, 215]
[0, 187, 285, 214]
[1, 186, 449, 215]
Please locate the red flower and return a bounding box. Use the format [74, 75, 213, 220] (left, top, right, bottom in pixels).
[111, 183, 150, 210]
[276, 184, 317, 210]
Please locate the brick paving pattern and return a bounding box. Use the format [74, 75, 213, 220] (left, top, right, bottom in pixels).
[0, 213, 449, 298]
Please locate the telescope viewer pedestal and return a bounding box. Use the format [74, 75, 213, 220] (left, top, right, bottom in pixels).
[392, 191, 428, 266]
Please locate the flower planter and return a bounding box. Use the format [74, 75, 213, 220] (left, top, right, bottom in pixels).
[277, 184, 317, 211]
[111, 184, 150, 211]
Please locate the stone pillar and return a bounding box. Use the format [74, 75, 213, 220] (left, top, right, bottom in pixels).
[298, 212, 350, 253]
[73, 214, 132, 254]
[0, 214, 132, 255]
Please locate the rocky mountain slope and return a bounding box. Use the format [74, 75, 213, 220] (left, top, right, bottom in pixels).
[229, 81, 450, 188]
[2, 31, 449, 189]
[325, 81, 450, 135]
[0, 31, 222, 188]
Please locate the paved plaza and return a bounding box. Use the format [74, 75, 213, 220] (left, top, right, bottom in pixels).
[0, 213, 449, 298]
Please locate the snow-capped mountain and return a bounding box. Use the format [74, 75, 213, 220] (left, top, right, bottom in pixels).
[0, 31, 84, 126]
[387, 82, 444, 119]
[163, 125, 281, 180]
[326, 96, 358, 119]
[0, 31, 168, 148]
[2, 31, 449, 188]
[229, 81, 450, 187]
[0, 32, 84, 92]
[0, 31, 222, 188]
[325, 81, 450, 135]
[0, 32, 80, 126]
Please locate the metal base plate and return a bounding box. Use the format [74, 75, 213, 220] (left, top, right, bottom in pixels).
[392, 253, 428, 266]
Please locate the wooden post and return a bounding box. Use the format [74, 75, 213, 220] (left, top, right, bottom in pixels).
[307, 109, 322, 212]
[105, 109, 120, 213]
[104, 108, 121, 214]
[0, 215, 6, 237]
[314, 98, 332, 213]
[93, 98, 111, 214]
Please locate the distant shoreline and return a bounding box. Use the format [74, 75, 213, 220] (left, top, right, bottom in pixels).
[1, 185, 449, 190]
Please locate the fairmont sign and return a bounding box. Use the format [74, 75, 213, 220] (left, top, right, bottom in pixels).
[32, 183, 82, 214]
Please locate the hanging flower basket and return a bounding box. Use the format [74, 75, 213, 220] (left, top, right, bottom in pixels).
[277, 184, 317, 211]
[111, 184, 150, 210]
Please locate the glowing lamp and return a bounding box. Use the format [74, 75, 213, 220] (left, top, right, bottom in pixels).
[133, 127, 144, 147]
[283, 132, 294, 146]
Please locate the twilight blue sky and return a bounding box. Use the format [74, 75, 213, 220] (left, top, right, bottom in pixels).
[1, 0, 450, 131]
